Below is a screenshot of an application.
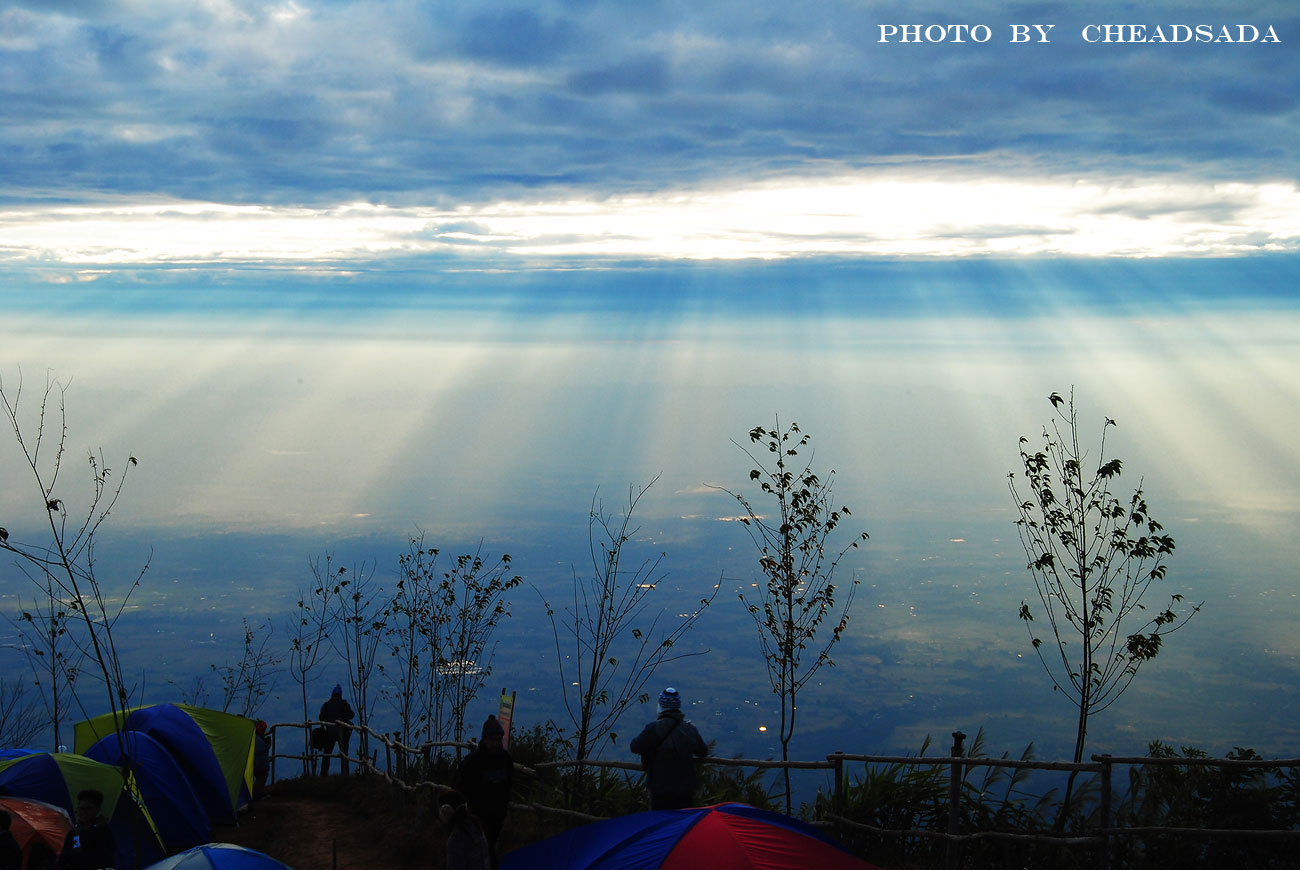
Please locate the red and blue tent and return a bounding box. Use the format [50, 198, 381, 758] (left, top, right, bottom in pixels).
[499, 803, 880, 870]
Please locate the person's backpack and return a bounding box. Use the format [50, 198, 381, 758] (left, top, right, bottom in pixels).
[311, 726, 329, 751]
[638, 717, 680, 771]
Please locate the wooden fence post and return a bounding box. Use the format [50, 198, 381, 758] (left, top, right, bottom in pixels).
[831, 751, 846, 842]
[947, 731, 966, 870]
[1099, 754, 1112, 870]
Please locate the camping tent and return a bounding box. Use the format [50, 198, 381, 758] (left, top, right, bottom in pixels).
[85, 730, 212, 853]
[499, 802, 880, 870]
[0, 796, 72, 869]
[76, 703, 255, 824]
[144, 842, 295, 870]
[0, 752, 129, 822]
[0, 751, 165, 868]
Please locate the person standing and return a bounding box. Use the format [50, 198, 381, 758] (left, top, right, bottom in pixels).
[456, 715, 513, 857]
[253, 719, 271, 799]
[58, 790, 116, 870]
[439, 792, 490, 870]
[630, 687, 710, 810]
[319, 684, 355, 775]
[0, 810, 22, 870]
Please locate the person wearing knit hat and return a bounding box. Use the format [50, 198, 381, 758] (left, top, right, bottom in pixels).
[630, 686, 710, 810]
[457, 714, 514, 860]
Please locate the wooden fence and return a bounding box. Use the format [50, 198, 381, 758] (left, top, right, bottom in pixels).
[266, 722, 1300, 869]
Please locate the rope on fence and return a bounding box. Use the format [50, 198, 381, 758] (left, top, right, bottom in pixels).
[825, 814, 1103, 847]
[1093, 754, 1300, 769]
[1098, 826, 1300, 840]
[831, 753, 1101, 773]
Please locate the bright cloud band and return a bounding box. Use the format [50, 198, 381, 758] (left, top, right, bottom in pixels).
[4, 176, 1298, 269]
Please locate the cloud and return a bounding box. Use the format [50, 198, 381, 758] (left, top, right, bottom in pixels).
[0, 1, 1295, 212]
[567, 54, 671, 95]
[3, 177, 1296, 268]
[452, 7, 580, 66]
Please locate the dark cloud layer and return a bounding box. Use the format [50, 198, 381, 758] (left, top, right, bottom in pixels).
[1, 0, 1297, 206]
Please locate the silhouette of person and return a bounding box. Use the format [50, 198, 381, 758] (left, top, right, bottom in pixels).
[439, 791, 490, 870]
[456, 715, 513, 856]
[630, 687, 709, 810]
[58, 790, 115, 870]
[0, 810, 22, 870]
[253, 719, 271, 798]
[319, 684, 355, 775]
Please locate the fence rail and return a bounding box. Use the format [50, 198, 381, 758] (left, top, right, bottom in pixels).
[266, 721, 1300, 867]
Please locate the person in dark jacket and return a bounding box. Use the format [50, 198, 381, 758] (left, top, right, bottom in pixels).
[0, 810, 22, 870]
[58, 790, 115, 870]
[253, 719, 271, 799]
[439, 791, 490, 870]
[319, 684, 355, 775]
[456, 715, 513, 856]
[630, 687, 710, 810]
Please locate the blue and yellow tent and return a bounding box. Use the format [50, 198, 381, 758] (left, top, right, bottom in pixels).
[0, 751, 165, 868]
[75, 703, 256, 825]
[85, 730, 212, 853]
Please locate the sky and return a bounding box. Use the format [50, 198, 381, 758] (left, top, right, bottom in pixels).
[1, 0, 1298, 269]
[2, 0, 1299, 766]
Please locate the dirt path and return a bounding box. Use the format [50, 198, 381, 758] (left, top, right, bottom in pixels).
[218, 789, 437, 870]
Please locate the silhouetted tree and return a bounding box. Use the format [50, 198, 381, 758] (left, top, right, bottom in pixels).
[717, 420, 867, 814]
[7, 576, 81, 749]
[386, 535, 521, 749]
[542, 476, 716, 769]
[211, 617, 281, 718]
[432, 545, 521, 745]
[1010, 389, 1200, 820]
[320, 557, 384, 767]
[384, 538, 437, 749]
[287, 557, 339, 773]
[0, 372, 148, 739]
[0, 677, 46, 748]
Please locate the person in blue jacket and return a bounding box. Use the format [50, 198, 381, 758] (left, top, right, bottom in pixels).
[630, 687, 710, 810]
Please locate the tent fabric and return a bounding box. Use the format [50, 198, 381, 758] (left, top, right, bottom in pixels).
[0, 795, 72, 863]
[76, 704, 254, 824]
[177, 705, 256, 811]
[0, 751, 165, 869]
[85, 731, 211, 853]
[144, 842, 295, 870]
[499, 803, 880, 870]
[0, 752, 128, 820]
